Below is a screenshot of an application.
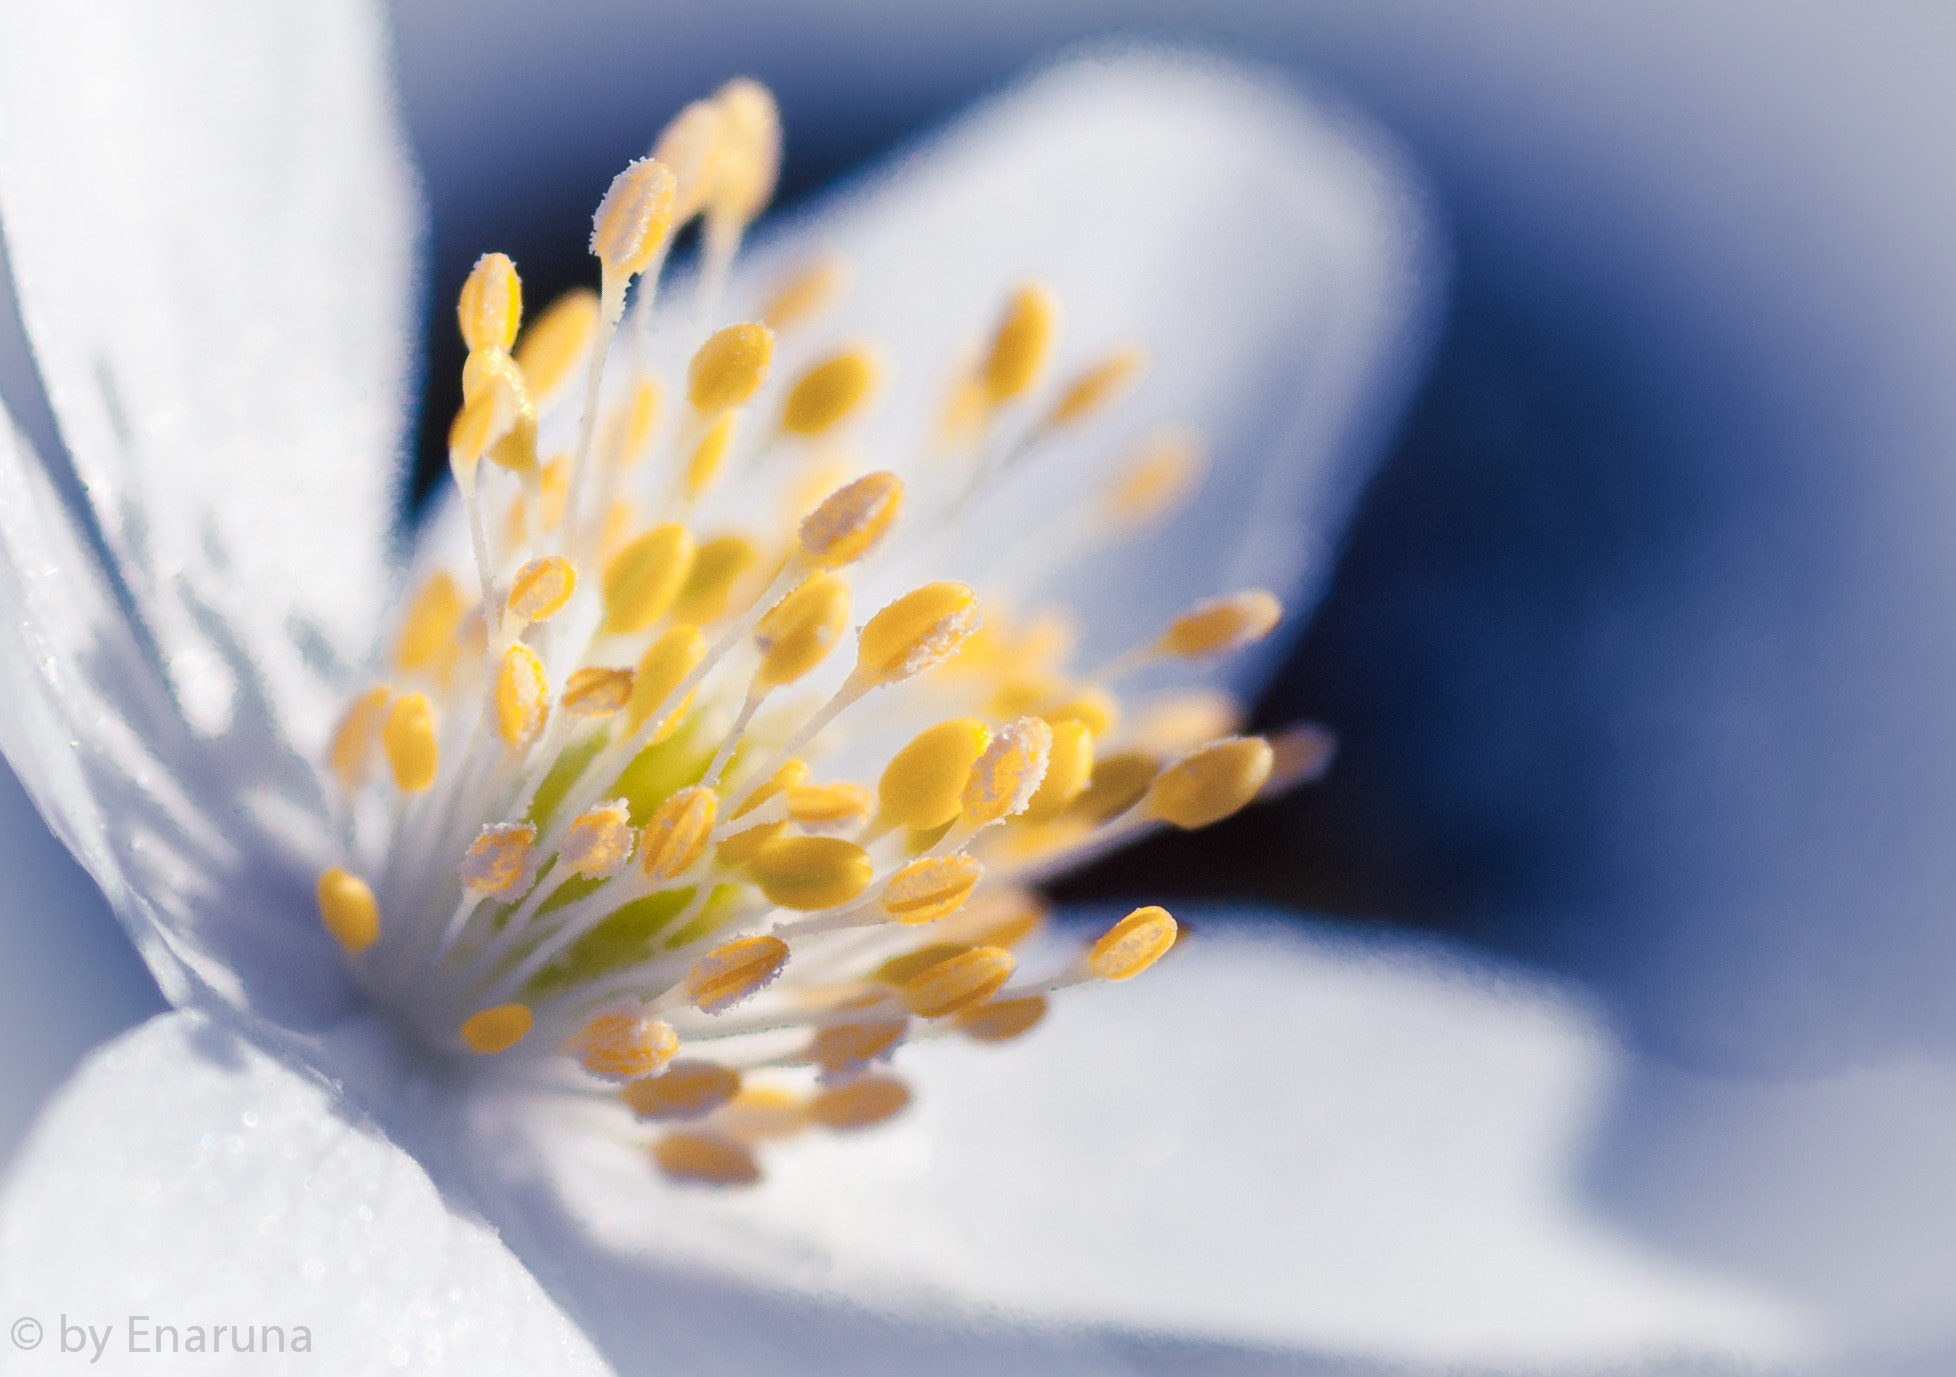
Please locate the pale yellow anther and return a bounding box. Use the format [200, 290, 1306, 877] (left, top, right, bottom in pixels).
[640, 785, 719, 882]
[506, 555, 576, 623]
[1040, 686, 1119, 739]
[1261, 724, 1338, 797]
[953, 994, 1048, 1043]
[734, 759, 809, 820]
[653, 1131, 760, 1185]
[383, 693, 438, 792]
[714, 1086, 807, 1141]
[1133, 688, 1244, 753]
[1088, 905, 1179, 980]
[1141, 736, 1275, 829]
[1022, 718, 1093, 823]
[395, 571, 468, 675]
[570, 1011, 678, 1081]
[603, 523, 696, 635]
[560, 799, 636, 878]
[785, 781, 873, 833]
[606, 376, 662, 471]
[747, 835, 874, 910]
[457, 251, 522, 353]
[879, 718, 990, 831]
[760, 253, 848, 330]
[623, 1060, 741, 1120]
[515, 288, 600, 403]
[781, 348, 878, 436]
[961, 715, 1053, 826]
[981, 282, 1060, 405]
[856, 583, 981, 686]
[562, 666, 635, 718]
[671, 534, 759, 624]
[716, 760, 804, 866]
[1045, 345, 1147, 428]
[880, 854, 983, 925]
[939, 888, 1048, 949]
[799, 471, 903, 569]
[460, 1003, 534, 1054]
[900, 945, 1015, 1018]
[1159, 590, 1283, 659]
[754, 573, 850, 687]
[458, 822, 538, 898]
[1070, 749, 1158, 822]
[651, 98, 724, 223]
[684, 410, 737, 498]
[808, 1076, 910, 1130]
[447, 373, 520, 473]
[494, 644, 550, 748]
[687, 323, 774, 413]
[328, 686, 391, 789]
[539, 456, 571, 528]
[1108, 428, 1208, 531]
[457, 347, 538, 473]
[626, 624, 707, 732]
[685, 934, 790, 1014]
[316, 866, 380, 956]
[707, 77, 781, 230]
[809, 1017, 906, 1077]
[591, 156, 678, 283]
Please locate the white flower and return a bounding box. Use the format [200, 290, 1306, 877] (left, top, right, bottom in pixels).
[0, 2, 1852, 1373]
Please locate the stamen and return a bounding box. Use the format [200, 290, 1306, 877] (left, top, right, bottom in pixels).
[641, 784, 719, 882]
[460, 1003, 534, 1054]
[798, 471, 903, 569]
[651, 98, 724, 225]
[653, 1132, 759, 1185]
[754, 573, 850, 687]
[748, 835, 874, 909]
[457, 252, 522, 354]
[686, 934, 790, 1014]
[505, 555, 577, 624]
[394, 572, 467, 675]
[960, 715, 1052, 826]
[1021, 718, 1093, 822]
[570, 1010, 679, 1081]
[688, 323, 775, 414]
[515, 289, 600, 406]
[591, 157, 679, 303]
[603, 524, 696, 634]
[981, 282, 1060, 406]
[1042, 345, 1146, 429]
[328, 686, 391, 789]
[672, 534, 759, 624]
[493, 644, 550, 748]
[1106, 427, 1208, 534]
[383, 693, 438, 792]
[560, 800, 636, 878]
[459, 823, 538, 898]
[623, 1060, 741, 1119]
[786, 782, 873, 833]
[1159, 590, 1283, 659]
[562, 666, 635, 718]
[1140, 736, 1274, 829]
[316, 867, 380, 955]
[808, 1076, 910, 1130]
[879, 718, 990, 831]
[1087, 905, 1179, 980]
[953, 995, 1047, 1042]
[760, 253, 848, 330]
[900, 946, 1015, 1018]
[781, 348, 878, 436]
[855, 582, 981, 686]
[880, 855, 983, 925]
[683, 411, 737, 498]
[626, 624, 707, 733]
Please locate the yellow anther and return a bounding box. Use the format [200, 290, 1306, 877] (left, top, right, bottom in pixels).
[781, 348, 878, 436]
[716, 759, 806, 866]
[747, 835, 874, 910]
[981, 282, 1060, 405]
[603, 523, 696, 635]
[1108, 427, 1208, 531]
[873, 941, 970, 988]
[754, 573, 851, 688]
[394, 571, 467, 674]
[458, 347, 538, 472]
[785, 781, 873, 832]
[809, 1076, 911, 1130]
[1261, 723, 1339, 797]
[383, 693, 438, 792]
[515, 288, 600, 403]
[505, 555, 576, 623]
[900, 946, 1015, 1018]
[954, 995, 1048, 1043]
[715, 1086, 807, 1141]
[987, 677, 1058, 719]
[458, 822, 537, 898]
[879, 718, 990, 831]
[539, 455, 571, 527]
[1022, 718, 1093, 823]
[1133, 688, 1244, 753]
[856, 583, 981, 686]
[448, 371, 519, 473]
[734, 759, 809, 820]
[560, 799, 637, 878]
[569, 1011, 678, 1081]
[880, 854, 983, 925]
[961, 715, 1052, 826]
[640, 784, 719, 882]
[626, 623, 707, 732]
[1069, 749, 1158, 822]
[623, 1060, 742, 1120]
[939, 888, 1048, 949]
[494, 644, 550, 748]
[1045, 345, 1147, 428]
[687, 322, 774, 413]
[1088, 905, 1179, 980]
[671, 534, 759, 624]
[328, 686, 391, 789]
[760, 253, 848, 330]
[799, 471, 903, 569]
[606, 375, 662, 471]
[677, 410, 735, 500]
[460, 1003, 533, 1055]
[562, 665, 634, 718]
[653, 1132, 760, 1186]
[651, 97, 724, 223]
[1040, 686, 1119, 739]
[316, 866, 380, 956]
[1159, 590, 1284, 659]
[707, 77, 781, 230]
[590, 156, 678, 284]
[1142, 736, 1275, 829]
[457, 251, 522, 353]
[809, 999, 906, 1074]
[685, 934, 790, 1014]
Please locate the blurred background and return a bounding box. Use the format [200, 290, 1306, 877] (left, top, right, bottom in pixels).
[7, 0, 1956, 1359]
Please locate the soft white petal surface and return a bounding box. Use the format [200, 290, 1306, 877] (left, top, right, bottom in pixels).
[489, 916, 1804, 1371]
[0, 1010, 610, 1376]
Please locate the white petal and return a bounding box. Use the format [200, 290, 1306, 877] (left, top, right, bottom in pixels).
[0, 0, 417, 754]
[514, 916, 1805, 1370]
[0, 1010, 612, 1375]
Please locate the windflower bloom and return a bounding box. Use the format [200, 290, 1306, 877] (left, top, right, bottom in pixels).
[0, 2, 1835, 1373]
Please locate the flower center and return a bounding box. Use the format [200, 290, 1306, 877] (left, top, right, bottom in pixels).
[313, 78, 1333, 1186]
